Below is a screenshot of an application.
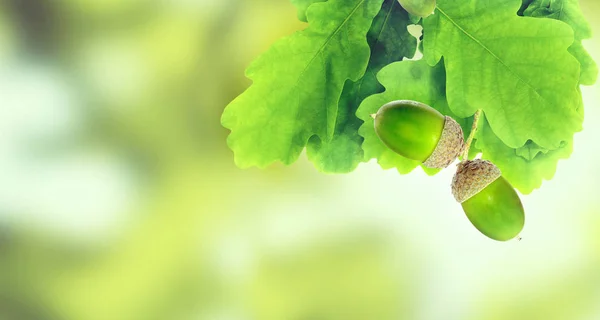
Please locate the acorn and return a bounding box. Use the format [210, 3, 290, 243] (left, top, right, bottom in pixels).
[372, 100, 464, 168]
[398, 0, 436, 18]
[452, 160, 525, 241]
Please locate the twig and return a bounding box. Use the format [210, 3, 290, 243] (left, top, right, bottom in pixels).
[462, 109, 483, 160]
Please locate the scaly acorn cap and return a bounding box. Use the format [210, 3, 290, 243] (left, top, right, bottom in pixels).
[451, 159, 502, 203]
[423, 116, 465, 169]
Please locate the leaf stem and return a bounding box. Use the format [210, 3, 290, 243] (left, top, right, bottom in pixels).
[461, 109, 483, 160]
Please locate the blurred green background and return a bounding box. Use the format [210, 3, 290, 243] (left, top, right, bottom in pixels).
[0, 0, 599, 319]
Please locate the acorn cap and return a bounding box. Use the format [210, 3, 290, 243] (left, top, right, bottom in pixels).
[451, 160, 502, 203]
[423, 116, 465, 169]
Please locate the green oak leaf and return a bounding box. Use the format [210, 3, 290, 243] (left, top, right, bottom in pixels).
[357, 59, 468, 174]
[423, 0, 582, 149]
[307, 0, 418, 173]
[521, 0, 598, 85]
[291, 0, 327, 22]
[488, 89, 582, 191]
[476, 117, 573, 194]
[222, 0, 383, 169]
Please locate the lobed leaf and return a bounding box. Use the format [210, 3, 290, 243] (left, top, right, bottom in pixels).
[478, 90, 584, 193]
[221, 0, 383, 169]
[307, 0, 418, 173]
[476, 91, 583, 194]
[423, 0, 582, 149]
[476, 118, 573, 195]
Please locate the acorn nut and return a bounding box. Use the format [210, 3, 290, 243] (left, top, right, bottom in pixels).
[452, 160, 525, 241]
[373, 100, 464, 169]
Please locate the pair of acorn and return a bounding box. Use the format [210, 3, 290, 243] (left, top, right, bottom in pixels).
[372, 100, 525, 241]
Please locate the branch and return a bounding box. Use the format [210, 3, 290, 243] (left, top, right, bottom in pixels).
[461, 109, 483, 160]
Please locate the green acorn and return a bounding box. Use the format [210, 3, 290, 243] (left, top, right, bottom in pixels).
[372, 100, 464, 168]
[398, 0, 436, 18]
[452, 160, 525, 241]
